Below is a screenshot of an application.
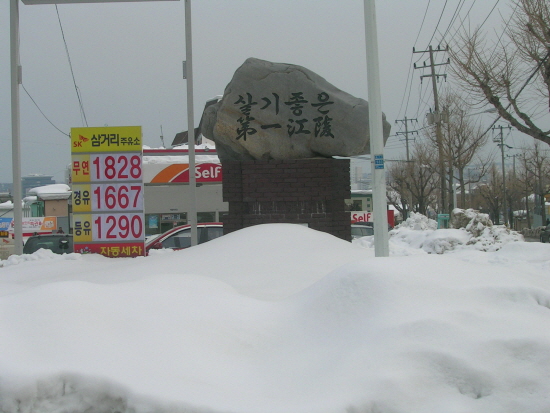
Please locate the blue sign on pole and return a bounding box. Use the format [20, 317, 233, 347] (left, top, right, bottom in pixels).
[374, 154, 384, 170]
[0, 218, 13, 236]
[0, 218, 13, 231]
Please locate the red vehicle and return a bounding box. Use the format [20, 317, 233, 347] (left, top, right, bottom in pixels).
[145, 222, 223, 253]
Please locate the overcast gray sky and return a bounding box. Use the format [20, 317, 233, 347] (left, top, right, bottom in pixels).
[1, 0, 509, 183]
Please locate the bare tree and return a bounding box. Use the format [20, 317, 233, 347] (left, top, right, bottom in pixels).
[475, 164, 504, 224]
[450, 0, 550, 146]
[387, 142, 439, 216]
[514, 154, 538, 228]
[521, 142, 550, 225]
[423, 93, 492, 210]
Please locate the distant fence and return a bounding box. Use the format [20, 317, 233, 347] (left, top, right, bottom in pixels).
[0, 238, 15, 261]
[521, 227, 544, 238]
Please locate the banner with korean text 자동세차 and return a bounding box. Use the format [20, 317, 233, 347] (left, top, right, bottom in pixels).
[71, 126, 145, 257]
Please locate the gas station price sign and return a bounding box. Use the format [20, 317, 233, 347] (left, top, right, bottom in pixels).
[71, 126, 145, 257]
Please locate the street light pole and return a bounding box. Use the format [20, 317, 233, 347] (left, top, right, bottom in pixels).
[364, 0, 389, 257]
[184, 0, 198, 246]
[10, 0, 23, 255]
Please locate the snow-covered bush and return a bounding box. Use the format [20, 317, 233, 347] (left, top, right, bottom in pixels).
[385, 210, 524, 254]
[450, 208, 492, 237]
[394, 212, 438, 231]
[450, 208, 524, 252]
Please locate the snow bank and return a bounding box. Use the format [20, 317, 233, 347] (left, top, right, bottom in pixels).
[1, 224, 549, 413]
[379, 210, 524, 254]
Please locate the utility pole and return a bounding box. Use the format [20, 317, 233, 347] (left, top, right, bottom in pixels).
[413, 45, 449, 215]
[395, 116, 418, 162]
[364, 0, 389, 257]
[507, 153, 519, 179]
[492, 125, 512, 226]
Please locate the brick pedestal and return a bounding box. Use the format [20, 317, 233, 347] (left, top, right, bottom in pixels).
[222, 158, 351, 241]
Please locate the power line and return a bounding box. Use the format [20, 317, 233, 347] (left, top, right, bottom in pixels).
[438, 0, 467, 45]
[445, 0, 479, 43]
[395, 117, 418, 161]
[21, 83, 70, 137]
[414, 0, 432, 47]
[55, 5, 88, 127]
[419, 0, 448, 61]
[397, 0, 432, 120]
[489, 2, 520, 62]
[478, 0, 500, 31]
[479, 49, 550, 140]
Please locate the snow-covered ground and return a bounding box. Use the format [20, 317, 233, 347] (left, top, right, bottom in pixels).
[1, 214, 549, 413]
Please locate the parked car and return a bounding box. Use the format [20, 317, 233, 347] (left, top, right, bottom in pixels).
[351, 223, 374, 239]
[145, 223, 223, 253]
[540, 224, 550, 243]
[351, 221, 393, 239]
[23, 233, 73, 255]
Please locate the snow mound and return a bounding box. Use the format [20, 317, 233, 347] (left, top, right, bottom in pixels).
[397, 211, 438, 231]
[0, 224, 550, 413]
[451, 208, 493, 237]
[451, 208, 524, 252]
[0, 249, 80, 268]
[0, 373, 203, 413]
[387, 210, 523, 254]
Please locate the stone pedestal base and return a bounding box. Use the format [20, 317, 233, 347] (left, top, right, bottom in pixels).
[222, 158, 351, 241]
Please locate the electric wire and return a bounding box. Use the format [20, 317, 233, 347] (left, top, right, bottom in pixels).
[21, 83, 70, 137]
[396, 0, 432, 121]
[479, 49, 550, 140]
[55, 5, 88, 127]
[414, 0, 448, 65]
[477, 0, 500, 31]
[443, 0, 479, 45]
[438, 0, 467, 46]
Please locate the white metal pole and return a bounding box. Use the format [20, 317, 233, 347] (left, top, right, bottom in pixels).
[364, 0, 389, 257]
[185, 0, 198, 246]
[10, 0, 23, 255]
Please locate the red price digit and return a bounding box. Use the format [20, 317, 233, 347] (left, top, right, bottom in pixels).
[105, 186, 116, 209]
[94, 215, 102, 238]
[130, 155, 142, 179]
[119, 215, 130, 238]
[130, 185, 141, 208]
[93, 186, 101, 208]
[131, 215, 143, 238]
[106, 215, 117, 239]
[119, 185, 129, 208]
[105, 156, 117, 179]
[93, 157, 100, 180]
[117, 156, 129, 179]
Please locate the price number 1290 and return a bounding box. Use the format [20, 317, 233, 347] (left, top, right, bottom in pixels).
[93, 213, 144, 241]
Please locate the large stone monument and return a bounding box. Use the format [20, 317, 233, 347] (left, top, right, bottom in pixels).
[201, 58, 391, 240]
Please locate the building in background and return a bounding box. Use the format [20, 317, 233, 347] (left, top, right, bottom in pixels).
[22, 174, 55, 196]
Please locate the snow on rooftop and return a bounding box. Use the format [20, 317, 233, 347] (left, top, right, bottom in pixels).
[27, 184, 71, 200]
[143, 143, 220, 165]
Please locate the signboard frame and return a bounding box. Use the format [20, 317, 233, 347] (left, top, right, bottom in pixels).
[71, 126, 145, 257]
[22, 0, 178, 4]
[11, 0, 180, 255]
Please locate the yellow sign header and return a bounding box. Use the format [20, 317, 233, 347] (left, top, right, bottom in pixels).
[71, 126, 142, 153]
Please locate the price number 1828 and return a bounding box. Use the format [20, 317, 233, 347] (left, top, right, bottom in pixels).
[92, 154, 142, 181]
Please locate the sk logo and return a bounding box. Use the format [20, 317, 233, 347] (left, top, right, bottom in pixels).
[73, 135, 89, 147]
